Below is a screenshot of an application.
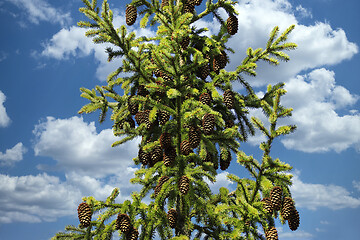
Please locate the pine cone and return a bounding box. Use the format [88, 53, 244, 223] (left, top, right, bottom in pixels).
[226, 14, 238, 35]
[137, 85, 149, 97]
[262, 197, 274, 214]
[220, 149, 231, 170]
[180, 36, 190, 50]
[223, 89, 235, 109]
[199, 92, 212, 105]
[178, 175, 190, 195]
[126, 226, 139, 240]
[213, 51, 227, 74]
[181, 140, 193, 156]
[189, 126, 201, 148]
[128, 97, 138, 115]
[150, 146, 163, 167]
[77, 202, 92, 227]
[197, 64, 210, 81]
[159, 133, 172, 149]
[225, 119, 235, 128]
[183, 0, 195, 13]
[163, 146, 176, 167]
[281, 197, 294, 220]
[125, 5, 137, 26]
[288, 208, 300, 231]
[161, 0, 169, 9]
[202, 113, 215, 135]
[265, 226, 278, 240]
[138, 148, 150, 166]
[270, 186, 283, 211]
[154, 176, 170, 196]
[116, 213, 131, 233]
[158, 110, 170, 125]
[167, 208, 177, 228]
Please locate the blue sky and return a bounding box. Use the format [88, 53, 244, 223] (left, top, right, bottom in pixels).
[0, 0, 359, 239]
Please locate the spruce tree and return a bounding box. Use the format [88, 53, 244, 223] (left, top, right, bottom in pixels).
[52, 0, 299, 239]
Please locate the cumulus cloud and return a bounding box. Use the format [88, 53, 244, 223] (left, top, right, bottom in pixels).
[0, 173, 79, 223]
[277, 226, 313, 239]
[33, 116, 141, 178]
[291, 171, 360, 210]
[189, 0, 358, 88]
[5, 0, 71, 26]
[280, 68, 360, 153]
[0, 171, 140, 224]
[39, 10, 156, 80]
[0, 142, 27, 166]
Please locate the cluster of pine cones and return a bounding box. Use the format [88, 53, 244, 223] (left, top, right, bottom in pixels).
[262, 186, 300, 239]
[116, 213, 139, 240]
[125, 1, 238, 35]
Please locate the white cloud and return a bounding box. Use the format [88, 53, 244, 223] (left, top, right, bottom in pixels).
[0, 173, 79, 223]
[5, 0, 71, 26]
[203, 171, 235, 194]
[0, 171, 140, 224]
[0, 90, 11, 127]
[0, 142, 27, 166]
[33, 116, 141, 178]
[295, 5, 312, 18]
[192, 0, 358, 88]
[290, 171, 360, 210]
[280, 68, 360, 153]
[39, 10, 156, 81]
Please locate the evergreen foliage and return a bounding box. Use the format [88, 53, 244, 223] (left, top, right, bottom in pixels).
[53, 0, 300, 239]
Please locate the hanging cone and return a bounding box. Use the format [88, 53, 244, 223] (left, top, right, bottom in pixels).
[178, 175, 190, 195]
[181, 140, 193, 156]
[261, 197, 273, 214]
[220, 149, 231, 170]
[225, 119, 235, 128]
[180, 36, 190, 50]
[265, 226, 278, 240]
[167, 209, 177, 228]
[281, 197, 294, 220]
[126, 226, 139, 240]
[154, 176, 170, 197]
[183, 0, 195, 13]
[197, 63, 210, 81]
[202, 113, 215, 135]
[213, 51, 227, 74]
[158, 110, 170, 125]
[77, 202, 92, 227]
[163, 146, 176, 167]
[138, 148, 150, 166]
[226, 14, 238, 35]
[159, 133, 172, 149]
[115, 213, 132, 233]
[270, 186, 283, 211]
[288, 208, 300, 231]
[125, 5, 137, 26]
[137, 85, 149, 97]
[189, 126, 201, 148]
[150, 146, 163, 167]
[223, 89, 235, 109]
[199, 92, 212, 105]
[128, 97, 138, 115]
